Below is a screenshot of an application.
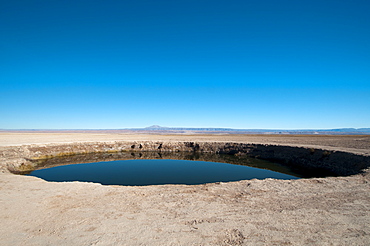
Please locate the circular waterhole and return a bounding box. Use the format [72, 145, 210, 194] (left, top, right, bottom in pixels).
[25, 152, 301, 185]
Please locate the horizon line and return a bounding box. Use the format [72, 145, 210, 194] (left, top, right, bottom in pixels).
[0, 127, 369, 131]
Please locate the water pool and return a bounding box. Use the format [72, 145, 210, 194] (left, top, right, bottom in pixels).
[27, 156, 300, 185]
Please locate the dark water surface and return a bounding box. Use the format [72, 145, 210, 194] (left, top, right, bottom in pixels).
[27, 153, 300, 185]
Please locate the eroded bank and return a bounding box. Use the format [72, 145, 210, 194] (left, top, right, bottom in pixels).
[2, 141, 369, 177]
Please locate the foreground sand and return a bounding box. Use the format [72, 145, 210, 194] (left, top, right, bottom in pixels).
[0, 133, 369, 245]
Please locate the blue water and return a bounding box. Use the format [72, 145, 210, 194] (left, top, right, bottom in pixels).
[28, 159, 299, 185]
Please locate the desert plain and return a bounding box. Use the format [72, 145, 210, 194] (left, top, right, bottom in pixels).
[0, 132, 369, 245]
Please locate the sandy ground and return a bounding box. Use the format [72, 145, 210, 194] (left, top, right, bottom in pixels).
[0, 133, 369, 245]
[1, 132, 369, 154]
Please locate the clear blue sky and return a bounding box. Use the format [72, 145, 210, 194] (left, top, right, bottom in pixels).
[1, 0, 369, 129]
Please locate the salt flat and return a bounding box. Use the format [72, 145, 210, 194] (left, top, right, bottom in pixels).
[0, 133, 369, 245]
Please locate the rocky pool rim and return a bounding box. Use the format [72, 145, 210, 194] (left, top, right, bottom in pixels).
[4, 141, 370, 181]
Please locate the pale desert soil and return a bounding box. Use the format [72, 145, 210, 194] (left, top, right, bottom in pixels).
[1, 132, 369, 154]
[0, 133, 369, 245]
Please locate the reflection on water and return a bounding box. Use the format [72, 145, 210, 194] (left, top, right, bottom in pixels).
[24, 152, 301, 185]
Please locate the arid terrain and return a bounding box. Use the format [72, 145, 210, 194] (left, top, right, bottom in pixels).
[0, 133, 369, 245]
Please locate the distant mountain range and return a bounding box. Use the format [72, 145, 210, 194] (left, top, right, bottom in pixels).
[1, 126, 370, 135]
[133, 125, 370, 135]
